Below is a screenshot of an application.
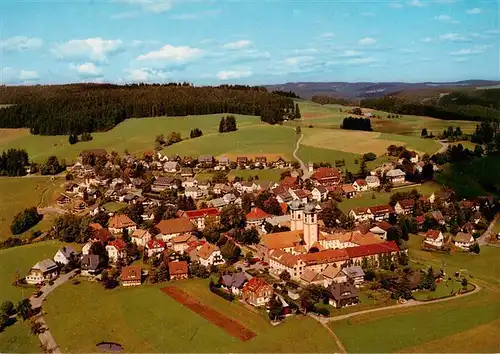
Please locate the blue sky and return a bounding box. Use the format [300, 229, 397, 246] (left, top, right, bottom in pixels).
[0, 0, 499, 85]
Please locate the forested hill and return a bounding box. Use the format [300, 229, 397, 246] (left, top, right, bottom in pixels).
[360, 89, 500, 122]
[0, 83, 294, 135]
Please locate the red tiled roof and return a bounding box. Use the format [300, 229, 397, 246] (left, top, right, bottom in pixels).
[242, 277, 271, 294]
[351, 207, 371, 215]
[369, 204, 394, 215]
[89, 223, 103, 231]
[92, 228, 112, 243]
[294, 189, 312, 198]
[300, 249, 349, 265]
[345, 241, 399, 258]
[246, 207, 271, 220]
[109, 214, 136, 229]
[312, 167, 341, 181]
[146, 239, 165, 249]
[416, 215, 425, 224]
[425, 229, 442, 240]
[168, 261, 188, 275]
[280, 203, 288, 214]
[156, 218, 196, 235]
[108, 239, 127, 250]
[354, 179, 367, 186]
[281, 176, 297, 186]
[121, 266, 141, 281]
[342, 184, 356, 193]
[184, 208, 219, 219]
[398, 199, 415, 209]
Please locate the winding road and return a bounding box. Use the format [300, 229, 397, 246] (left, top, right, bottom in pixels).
[293, 133, 312, 179]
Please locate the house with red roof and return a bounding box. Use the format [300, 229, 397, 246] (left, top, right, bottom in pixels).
[341, 184, 357, 199]
[145, 239, 165, 257]
[424, 229, 444, 248]
[311, 167, 341, 186]
[290, 189, 312, 203]
[345, 241, 399, 267]
[121, 266, 142, 286]
[168, 261, 189, 280]
[353, 179, 368, 192]
[241, 277, 273, 307]
[246, 207, 271, 228]
[180, 207, 219, 230]
[349, 207, 373, 223]
[395, 199, 415, 215]
[106, 239, 127, 263]
[108, 214, 137, 235]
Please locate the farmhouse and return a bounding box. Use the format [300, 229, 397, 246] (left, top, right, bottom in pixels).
[81, 254, 100, 276]
[394, 199, 415, 215]
[365, 175, 380, 189]
[454, 232, 474, 249]
[341, 184, 357, 199]
[156, 218, 196, 241]
[386, 169, 406, 184]
[184, 186, 203, 200]
[311, 167, 341, 186]
[353, 179, 368, 192]
[121, 266, 142, 286]
[108, 214, 137, 234]
[130, 229, 152, 247]
[349, 207, 373, 223]
[311, 185, 328, 201]
[321, 265, 348, 287]
[53, 246, 77, 265]
[146, 239, 166, 257]
[168, 261, 189, 280]
[328, 282, 359, 309]
[106, 239, 127, 263]
[180, 208, 219, 230]
[424, 229, 444, 248]
[242, 277, 273, 307]
[171, 234, 197, 253]
[26, 259, 59, 285]
[152, 176, 176, 192]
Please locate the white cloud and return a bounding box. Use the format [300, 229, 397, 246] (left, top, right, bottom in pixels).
[439, 32, 468, 42]
[52, 38, 123, 61]
[216, 69, 252, 80]
[435, 0, 459, 3]
[111, 11, 137, 20]
[360, 12, 376, 16]
[0, 36, 43, 51]
[126, 68, 170, 82]
[358, 37, 377, 45]
[399, 48, 417, 54]
[222, 40, 252, 50]
[338, 50, 363, 57]
[449, 45, 489, 56]
[19, 70, 39, 82]
[169, 9, 221, 20]
[421, 37, 434, 43]
[434, 14, 459, 23]
[408, 0, 425, 7]
[70, 62, 103, 78]
[322, 32, 335, 38]
[454, 57, 470, 62]
[466, 8, 482, 15]
[136, 44, 203, 62]
[123, 0, 172, 13]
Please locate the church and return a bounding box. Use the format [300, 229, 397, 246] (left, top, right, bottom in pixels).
[255, 200, 400, 281]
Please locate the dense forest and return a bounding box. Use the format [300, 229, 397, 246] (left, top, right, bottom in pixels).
[311, 95, 352, 105]
[341, 117, 372, 131]
[0, 149, 29, 176]
[360, 89, 500, 122]
[0, 83, 295, 135]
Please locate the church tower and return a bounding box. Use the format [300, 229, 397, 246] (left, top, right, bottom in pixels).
[303, 202, 319, 250]
[290, 200, 304, 231]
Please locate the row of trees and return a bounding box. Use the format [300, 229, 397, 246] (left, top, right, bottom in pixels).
[11, 207, 42, 235]
[0, 84, 294, 135]
[69, 132, 93, 145]
[341, 117, 373, 131]
[0, 149, 29, 176]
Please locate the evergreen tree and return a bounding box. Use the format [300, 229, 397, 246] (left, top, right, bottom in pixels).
[295, 103, 301, 119]
[421, 128, 428, 137]
[68, 134, 79, 145]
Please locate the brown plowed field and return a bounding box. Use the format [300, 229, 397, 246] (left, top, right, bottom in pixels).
[161, 286, 256, 341]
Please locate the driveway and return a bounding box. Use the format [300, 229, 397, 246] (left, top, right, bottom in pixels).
[476, 213, 499, 246]
[30, 269, 78, 353]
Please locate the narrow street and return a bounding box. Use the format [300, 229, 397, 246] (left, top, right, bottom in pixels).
[30, 269, 78, 354]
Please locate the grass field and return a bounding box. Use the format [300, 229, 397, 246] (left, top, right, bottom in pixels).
[103, 201, 128, 213]
[43, 280, 339, 353]
[161, 125, 296, 160]
[330, 232, 500, 353]
[337, 182, 442, 213]
[0, 177, 63, 241]
[412, 278, 473, 301]
[0, 318, 40, 353]
[0, 114, 262, 163]
[227, 169, 285, 182]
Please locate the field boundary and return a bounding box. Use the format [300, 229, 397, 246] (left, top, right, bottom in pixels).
[161, 286, 256, 341]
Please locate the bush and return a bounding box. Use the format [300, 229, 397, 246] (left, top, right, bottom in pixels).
[11, 207, 42, 235]
[80, 132, 93, 141]
[313, 306, 330, 316]
[209, 281, 234, 301]
[363, 152, 377, 161]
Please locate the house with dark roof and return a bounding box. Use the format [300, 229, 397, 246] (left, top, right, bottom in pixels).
[26, 259, 59, 284]
[342, 266, 365, 286]
[328, 282, 359, 308]
[81, 254, 101, 276]
[311, 185, 328, 201]
[121, 266, 142, 286]
[220, 272, 247, 295]
[152, 176, 176, 192]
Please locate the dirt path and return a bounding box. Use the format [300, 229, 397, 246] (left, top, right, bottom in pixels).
[312, 282, 481, 324]
[436, 140, 449, 154]
[319, 321, 347, 353]
[293, 133, 312, 179]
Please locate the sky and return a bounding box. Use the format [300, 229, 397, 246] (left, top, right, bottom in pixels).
[0, 0, 499, 85]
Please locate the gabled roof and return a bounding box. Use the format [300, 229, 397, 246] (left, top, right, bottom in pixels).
[146, 239, 165, 249]
[314, 185, 327, 193]
[168, 261, 188, 275]
[57, 246, 77, 258]
[246, 207, 271, 220]
[425, 229, 442, 240]
[107, 239, 127, 250]
[365, 175, 380, 183]
[260, 230, 303, 250]
[171, 233, 197, 244]
[311, 167, 341, 181]
[131, 229, 150, 239]
[156, 218, 196, 235]
[32, 259, 58, 272]
[269, 249, 300, 267]
[342, 184, 356, 193]
[109, 214, 136, 229]
[377, 221, 393, 231]
[81, 254, 99, 270]
[221, 272, 247, 288]
[321, 265, 345, 279]
[92, 228, 112, 243]
[342, 266, 365, 278]
[197, 243, 219, 260]
[345, 241, 399, 258]
[300, 269, 324, 283]
[300, 249, 349, 265]
[184, 208, 219, 219]
[454, 232, 473, 243]
[328, 282, 358, 300]
[350, 207, 371, 215]
[369, 204, 394, 215]
[242, 277, 271, 294]
[121, 266, 141, 281]
[386, 169, 406, 177]
[397, 199, 415, 209]
[354, 179, 367, 186]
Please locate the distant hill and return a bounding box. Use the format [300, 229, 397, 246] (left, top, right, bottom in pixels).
[265, 80, 500, 100]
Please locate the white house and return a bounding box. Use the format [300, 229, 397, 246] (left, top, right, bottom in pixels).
[365, 175, 380, 189]
[197, 243, 225, 267]
[82, 242, 93, 256]
[184, 187, 203, 200]
[26, 259, 59, 285]
[106, 240, 127, 263]
[352, 179, 368, 192]
[145, 239, 165, 257]
[311, 186, 328, 201]
[424, 229, 444, 248]
[454, 232, 474, 250]
[386, 169, 406, 184]
[182, 178, 198, 189]
[53, 246, 78, 265]
[108, 214, 137, 235]
[131, 229, 152, 247]
[164, 161, 179, 173]
[349, 207, 373, 223]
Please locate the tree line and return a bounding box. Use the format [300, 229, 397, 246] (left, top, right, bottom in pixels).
[341, 117, 373, 131]
[311, 95, 351, 105]
[0, 149, 29, 176]
[0, 84, 294, 135]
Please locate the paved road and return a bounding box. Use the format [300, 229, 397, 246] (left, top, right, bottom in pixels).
[311, 282, 481, 324]
[37, 206, 68, 216]
[30, 269, 78, 353]
[293, 133, 312, 179]
[477, 213, 500, 246]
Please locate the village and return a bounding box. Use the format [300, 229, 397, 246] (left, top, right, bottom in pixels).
[15, 143, 497, 333]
